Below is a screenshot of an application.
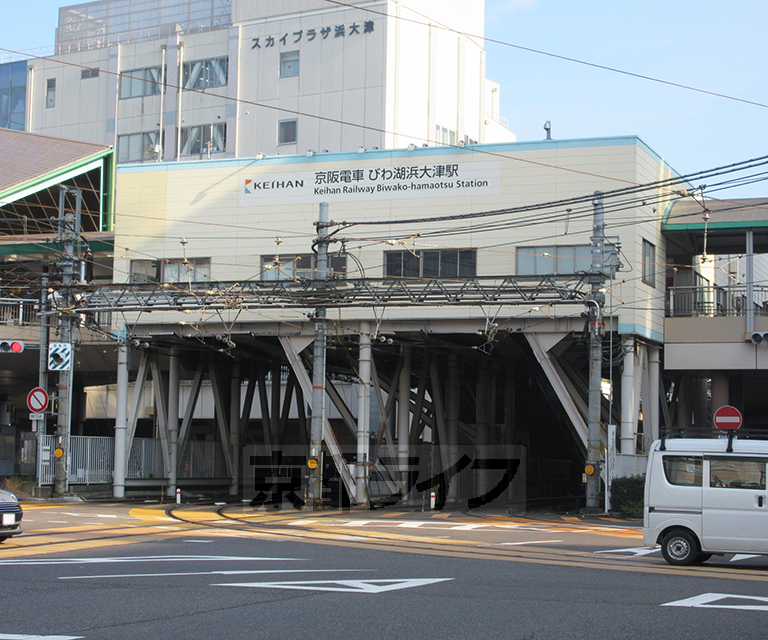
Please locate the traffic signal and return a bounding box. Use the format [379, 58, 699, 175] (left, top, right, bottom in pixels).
[0, 340, 24, 353]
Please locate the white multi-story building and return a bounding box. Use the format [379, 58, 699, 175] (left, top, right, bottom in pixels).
[9, 0, 514, 162]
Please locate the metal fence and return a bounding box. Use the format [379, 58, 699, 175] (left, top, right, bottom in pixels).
[127, 437, 164, 479]
[38, 435, 113, 485]
[178, 440, 227, 478]
[38, 436, 227, 484]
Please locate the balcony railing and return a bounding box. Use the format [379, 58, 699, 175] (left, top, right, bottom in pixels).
[0, 298, 39, 326]
[667, 284, 768, 318]
[0, 298, 111, 329]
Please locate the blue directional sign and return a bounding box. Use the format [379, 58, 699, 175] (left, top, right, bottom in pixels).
[48, 343, 73, 371]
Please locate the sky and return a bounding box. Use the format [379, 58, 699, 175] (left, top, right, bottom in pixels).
[1, 0, 767, 198]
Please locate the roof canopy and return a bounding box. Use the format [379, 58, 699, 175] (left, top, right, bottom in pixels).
[662, 197, 768, 254]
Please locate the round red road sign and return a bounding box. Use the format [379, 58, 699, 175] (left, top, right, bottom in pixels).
[713, 405, 742, 431]
[27, 387, 49, 413]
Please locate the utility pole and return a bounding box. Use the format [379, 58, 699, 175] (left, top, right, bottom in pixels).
[308, 202, 329, 507]
[53, 187, 81, 496]
[585, 191, 607, 510]
[37, 270, 49, 489]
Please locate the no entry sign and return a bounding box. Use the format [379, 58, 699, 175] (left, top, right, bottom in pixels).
[27, 387, 49, 413]
[713, 405, 742, 431]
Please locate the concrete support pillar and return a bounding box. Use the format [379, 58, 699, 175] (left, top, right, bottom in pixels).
[112, 343, 129, 499]
[398, 345, 411, 498]
[504, 366, 516, 499]
[229, 364, 241, 496]
[711, 373, 730, 418]
[677, 376, 692, 429]
[693, 377, 709, 429]
[271, 364, 282, 448]
[620, 337, 636, 454]
[648, 346, 661, 443]
[356, 324, 371, 504]
[167, 347, 180, 496]
[447, 353, 460, 503]
[476, 362, 490, 497]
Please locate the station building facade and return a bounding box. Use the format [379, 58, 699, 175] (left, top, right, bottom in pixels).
[92, 135, 676, 502]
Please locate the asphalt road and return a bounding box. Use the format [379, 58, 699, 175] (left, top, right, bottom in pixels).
[2, 501, 768, 639]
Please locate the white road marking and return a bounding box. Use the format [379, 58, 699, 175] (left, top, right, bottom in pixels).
[396, 522, 425, 528]
[339, 520, 374, 527]
[183, 539, 213, 543]
[594, 547, 659, 557]
[449, 524, 485, 530]
[663, 592, 768, 611]
[0, 635, 84, 639]
[217, 578, 453, 594]
[494, 540, 563, 546]
[288, 520, 317, 525]
[730, 554, 760, 562]
[47, 521, 69, 524]
[0, 555, 304, 566]
[60, 569, 365, 580]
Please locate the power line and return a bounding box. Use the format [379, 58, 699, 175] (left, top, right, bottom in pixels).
[322, 0, 768, 110]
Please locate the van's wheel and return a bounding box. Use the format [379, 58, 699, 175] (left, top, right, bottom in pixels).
[694, 552, 712, 564]
[661, 530, 699, 566]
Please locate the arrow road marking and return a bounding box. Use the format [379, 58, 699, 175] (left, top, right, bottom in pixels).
[663, 592, 768, 611]
[217, 578, 453, 593]
[730, 554, 760, 562]
[594, 546, 660, 557]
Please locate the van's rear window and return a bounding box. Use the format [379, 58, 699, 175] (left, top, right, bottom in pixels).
[663, 456, 702, 486]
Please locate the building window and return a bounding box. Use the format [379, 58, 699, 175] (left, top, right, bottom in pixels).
[278, 119, 297, 145]
[261, 254, 346, 281]
[0, 60, 27, 130]
[46, 78, 55, 108]
[179, 123, 226, 156]
[130, 258, 210, 284]
[119, 66, 163, 98]
[280, 51, 299, 77]
[516, 245, 592, 275]
[642, 239, 656, 287]
[436, 125, 456, 146]
[117, 131, 163, 163]
[81, 67, 99, 80]
[385, 249, 476, 278]
[182, 57, 228, 90]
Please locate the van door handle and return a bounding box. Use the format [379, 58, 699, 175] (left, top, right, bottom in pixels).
[758, 495, 765, 508]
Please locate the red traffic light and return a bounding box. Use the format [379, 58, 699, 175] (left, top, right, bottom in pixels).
[0, 340, 25, 353]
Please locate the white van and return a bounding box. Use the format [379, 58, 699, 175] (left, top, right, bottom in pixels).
[644, 437, 768, 565]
